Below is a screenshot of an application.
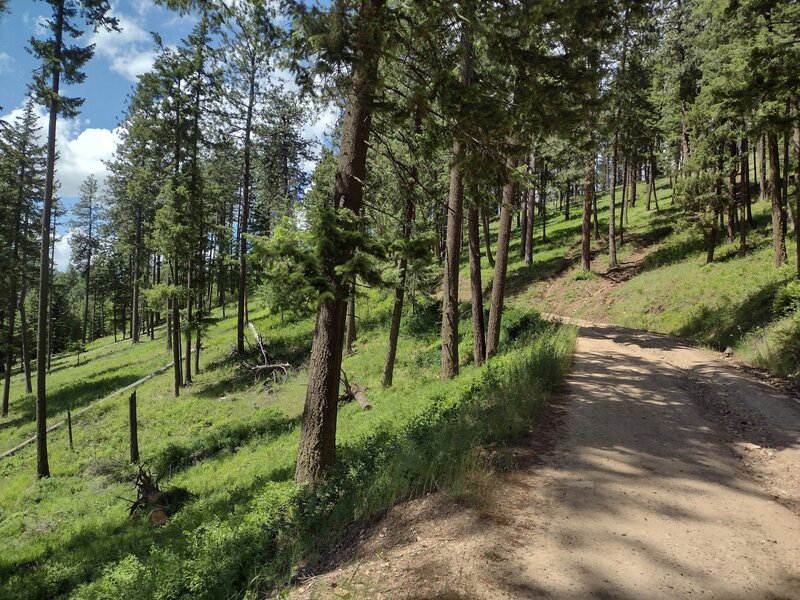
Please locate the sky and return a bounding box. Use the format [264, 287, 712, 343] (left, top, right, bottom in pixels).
[0, 0, 336, 270]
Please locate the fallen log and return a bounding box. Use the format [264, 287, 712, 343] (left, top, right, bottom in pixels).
[340, 370, 372, 410]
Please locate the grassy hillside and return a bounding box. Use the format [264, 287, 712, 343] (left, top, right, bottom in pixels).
[0, 287, 575, 599]
[491, 177, 800, 382]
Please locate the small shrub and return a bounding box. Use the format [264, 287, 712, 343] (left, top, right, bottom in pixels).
[772, 280, 800, 317]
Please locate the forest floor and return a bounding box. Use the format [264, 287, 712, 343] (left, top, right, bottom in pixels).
[288, 315, 800, 600]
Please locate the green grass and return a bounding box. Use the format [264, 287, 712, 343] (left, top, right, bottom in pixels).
[0, 282, 575, 599]
[486, 173, 800, 382]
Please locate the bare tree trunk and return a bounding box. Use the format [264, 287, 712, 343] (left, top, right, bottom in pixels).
[608, 133, 619, 267]
[467, 205, 486, 366]
[381, 176, 415, 387]
[520, 166, 529, 259]
[706, 227, 717, 264]
[237, 63, 256, 356]
[619, 156, 628, 246]
[794, 102, 800, 277]
[759, 134, 768, 202]
[34, 0, 66, 477]
[184, 260, 192, 385]
[2, 291, 17, 417]
[582, 155, 593, 271]
[440, 25, 472, 381]
[131, 208, 142, 344]
[20, 283, 33, 394]
[481, 208, 494, 266]
[170, 263, 182, 397]
[768, 132, 788, 267]
[345, 288, 356, 354]
[295, 0, 386, 485]
[486, 160, 516, 358]
[524, 150, 536, 266]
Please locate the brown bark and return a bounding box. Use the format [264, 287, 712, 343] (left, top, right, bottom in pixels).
[582, 156, 594, 271]
[129, 391, 139, 464]
[237, 58, 257, 355]
[767, 132, 788, 267]
[524, 150, 536, 267]
[486, 160, 516, 358]
[294, 0, 385, 485]
[131, 208, 142, 343]
[19, 284, 32, 394]
[345, 288, 356, 354]
[759, 134, 768, 202]
[608, 133, 619, 267]
[440, 25, 472, 381]
[794, 105, 800, 277]
[467, 205, 486, 366]
[481, 208, 494, 266]
[34, 0, 66, 477]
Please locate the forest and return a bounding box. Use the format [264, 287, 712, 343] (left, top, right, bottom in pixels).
[0, 0, 799, 598]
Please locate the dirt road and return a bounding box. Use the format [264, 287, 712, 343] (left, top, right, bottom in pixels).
[292, 321, 800, 600]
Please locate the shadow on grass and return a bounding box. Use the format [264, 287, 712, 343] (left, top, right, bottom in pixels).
[677, 279, 788, 350]
[1, 318, 572, 600]
[11, 373, 145, 424]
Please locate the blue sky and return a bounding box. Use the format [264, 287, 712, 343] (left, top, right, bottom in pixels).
[0, 0, 198, 267]
[1, 0, 337, 269]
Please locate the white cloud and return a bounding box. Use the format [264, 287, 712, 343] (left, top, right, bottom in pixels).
[89, 9, 155, 82]
[0, 52, 13, 74]
[300, 103, 339, 173]
[1, 104, 122, 198]
[53, 230, 74, 271]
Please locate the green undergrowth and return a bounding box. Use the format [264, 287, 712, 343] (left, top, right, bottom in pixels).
[0, 285, 574, 599]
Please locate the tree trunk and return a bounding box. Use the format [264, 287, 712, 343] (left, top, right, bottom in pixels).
[608, 133, 619, 267]
[486, 161, 516, 358]
[19, 283, 33, 394]
[525, 151, 536, 266]
[294, 0, 385, 485]
[440, 25, 472, 381]
[131, 208, 142, 344]
[2, 290, 16, 417]
[706, 227, 717, 264]
[619, 156, 628, 246]
[237, 65, 256, 356]
[768, 132, 788, 267]
[481, 208, 494, 266]
[794, 103, 800, 277]
[381, 175, 415, 388]
[129, 391, 139, 464]
[47, 209, 56, 373]
[759, 134, 768, 202]
[345, 288, 356, 354]
[582, 155, 593, 271]
[184, 260, 192, 385]
[170, 264, 182, 397]
[467, 205, 486, 366]
[540, 165, 547, 241]
[520, 175, 529, 259]
[34, 0, 65, 477]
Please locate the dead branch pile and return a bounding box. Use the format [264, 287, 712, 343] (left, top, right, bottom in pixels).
[243, 322, 290, 386]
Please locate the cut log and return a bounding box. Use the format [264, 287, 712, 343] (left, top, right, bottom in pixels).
[340, 370, 372, 410]
[148, 507, 168, 527]
[350, 384, 372, 411]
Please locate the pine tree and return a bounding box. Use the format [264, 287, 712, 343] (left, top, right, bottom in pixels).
[69, 174, 102, 344]
[28, 0, 118, 477]
[1, 99, 44, 418]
